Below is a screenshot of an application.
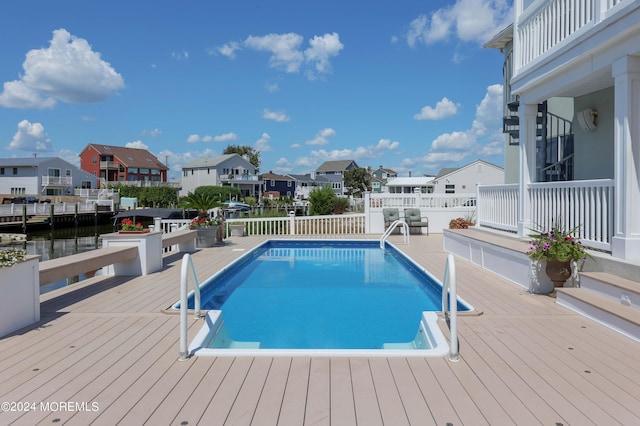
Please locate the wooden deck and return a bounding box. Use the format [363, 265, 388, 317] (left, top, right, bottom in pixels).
[1, 234, 639, 425]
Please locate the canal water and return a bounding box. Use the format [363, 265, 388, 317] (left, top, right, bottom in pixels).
[18, 224, 118, 294]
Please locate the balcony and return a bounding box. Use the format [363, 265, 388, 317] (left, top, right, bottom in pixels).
[41, 176, 72, 186]
[100, 161, 119, 169]
[515, 0, 630, 71]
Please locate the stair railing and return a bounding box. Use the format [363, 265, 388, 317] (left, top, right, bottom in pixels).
[380, 219, 410, 249]
[179, 253, 202, 361]
[442, 254, 459, 362]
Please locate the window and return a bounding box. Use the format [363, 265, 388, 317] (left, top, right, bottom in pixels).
[270, 180, 275, 186]
[0, 167, 4, 175]
[139, 168, 149, 174]
[48, 168, 61, 177]
[81, 181, 92, 189]
[445, 184, 455, 194]
[93, 155, 97, 164]
[129, 168, 138, 173]
[13, 168, 18, 175]
[65, 169, 72, 176]
[151, 169, 160, 175]
[287, 181, 292, 187]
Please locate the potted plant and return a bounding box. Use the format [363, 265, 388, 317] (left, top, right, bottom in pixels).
[182, 192, 224, 247]
[119, 218, 149, 234]
[527, 225, 588, 288]
[228, 222, 245, 237]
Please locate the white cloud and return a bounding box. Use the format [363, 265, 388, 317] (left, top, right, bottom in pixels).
[305, 128, 336, 146]
[143, 128, 162, 137]
[202, 135, 213, 142]
[216, 42, 241, 59]
[187, 134, 200, 143]
[414, 97, 459, 120]
[265, 83, 279, 93]
[290, 143, 301, 148]
[8, 120, 53, 151]
[304, 33, 344, 79]
[0, 28, 124, 109]
[125, 140, 149, 150]
[412, 84, 503, 172]
[406, 0, 513, 47]
[171, 50, 189, 60]
[263, 109, 290, 122]
[255, 132, 273, 152]
[244, 33, 305, 73]
[220, 32, 344, 80]
[213, 132, 238, 142]
[375, 139, 400, 150]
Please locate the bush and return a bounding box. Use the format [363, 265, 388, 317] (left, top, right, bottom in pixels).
[333, 197, 350, 214]
[309, 186, 336, 215]
[449, 217, 470, 229]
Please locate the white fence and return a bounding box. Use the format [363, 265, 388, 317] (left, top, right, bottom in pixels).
[157, 213, 366, 238]
[0, 201, 111, 217]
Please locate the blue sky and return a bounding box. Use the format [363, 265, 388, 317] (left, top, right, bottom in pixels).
[0, 0, 512, 181]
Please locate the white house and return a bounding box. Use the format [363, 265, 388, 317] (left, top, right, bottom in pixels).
[430, 160, 505, 194]
[180, 154, 261, 197]
[481, 0, 640, 261]
[0, 157, 98, 198]
[386, 176, 435, 194]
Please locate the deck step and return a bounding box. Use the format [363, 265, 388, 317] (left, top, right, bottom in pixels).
[556, 286, 640, 343]
[579, 271, 640, 309]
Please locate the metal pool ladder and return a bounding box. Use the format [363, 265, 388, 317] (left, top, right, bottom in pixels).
[442, 254, 459, 362]
[179, 253, 202, 361]
[380, 219, 410, 248]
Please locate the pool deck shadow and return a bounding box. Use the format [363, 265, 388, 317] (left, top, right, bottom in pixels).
[1, 233, 639, 425]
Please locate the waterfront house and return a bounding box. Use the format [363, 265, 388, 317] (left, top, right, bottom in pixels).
[370, 166, 397, 193]
[180, 154, 260, 198]
[80, 144, 168, 187]
[386, 176, 435, 194]
[481, 0, 640, 261]
[0, 157, 97, 200]
[285, 173, 331, 200]
[430, 160, 504, 195]
[259, 171, 295, 198]
[315, 159, 359, 196]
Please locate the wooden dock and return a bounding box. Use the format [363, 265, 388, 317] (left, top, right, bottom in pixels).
[1, 234, 639, 425]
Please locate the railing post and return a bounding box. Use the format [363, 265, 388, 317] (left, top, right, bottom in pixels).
[289, 211, 295, 235]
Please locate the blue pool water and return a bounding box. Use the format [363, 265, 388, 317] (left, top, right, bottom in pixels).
[179, 240, 471, 351]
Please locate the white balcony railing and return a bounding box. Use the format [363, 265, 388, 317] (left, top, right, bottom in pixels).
[41, 176, 72, 186]
[368, 193, 477, 209]
[516, 0, 628, 70]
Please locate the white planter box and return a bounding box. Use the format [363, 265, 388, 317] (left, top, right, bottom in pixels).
[0, 255, 40, 337]
[101, 231, 163, 275]
[229, 224, 245, 237]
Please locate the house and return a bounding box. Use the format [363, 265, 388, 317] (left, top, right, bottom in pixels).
[286, 173, 331, 200]
[370, 166, 398, 193]
[80, 144, 168, 186]
[315, 160, 359, 196]
[430, 160, 504, 194]
[0, 157, 97, 198]
[260, 171, 295, 198]
[180, 154, 260, 197]
[481, 0, 640, 261]
[370, 175, 386, 193]
[386, 176, 435, 194]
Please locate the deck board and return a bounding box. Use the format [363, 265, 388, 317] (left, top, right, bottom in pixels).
[0, 234, 639, 425]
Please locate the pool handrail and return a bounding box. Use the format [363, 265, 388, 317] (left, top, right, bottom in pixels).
[380, 219, 410, 248]
[442, 253, 459, 362]
[179, 253, 202, 361]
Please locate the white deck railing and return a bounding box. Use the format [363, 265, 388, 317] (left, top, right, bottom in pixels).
[159, 213, 366, 239]
[0, 201, 111, 217]
[528, 179, 614, 251]
[516, 0, 627, 70]
[369, 193, 476, 209]
[477, 179, 614, 252]
[477, 184, 519, 232]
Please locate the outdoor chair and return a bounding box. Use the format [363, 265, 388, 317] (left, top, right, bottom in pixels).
[382, 208, 400, 230]
[404, 208, 429, 235]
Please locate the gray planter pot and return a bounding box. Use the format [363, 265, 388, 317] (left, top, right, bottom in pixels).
[196, 226, 218, 248]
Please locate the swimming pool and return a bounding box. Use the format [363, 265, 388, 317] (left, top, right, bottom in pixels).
[178, 240, 473, 357]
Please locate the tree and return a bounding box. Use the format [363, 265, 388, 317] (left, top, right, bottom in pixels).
[180, 192, 223, 218]
[343, 167, 371, 197]
[308, 186, 336, 215]
[194, 185, 241, 202]
[223, 145, 261, 172]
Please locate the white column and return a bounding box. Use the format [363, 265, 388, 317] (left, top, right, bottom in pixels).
[611, 56, 640, 260]
[517, 102, 538, 236]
